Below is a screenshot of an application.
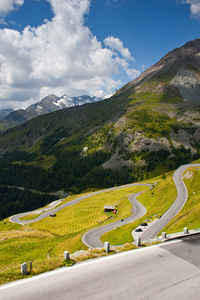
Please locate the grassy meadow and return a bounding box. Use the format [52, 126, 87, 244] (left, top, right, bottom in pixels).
[101, 172, 177, 244]
[0, 185, 148, 284]
[1, 165, 200, 284]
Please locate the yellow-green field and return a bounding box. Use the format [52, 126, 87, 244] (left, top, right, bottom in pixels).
[1, 166, 200, 285]
[0, 185, 148, 284]
[101, 172, 177, 244]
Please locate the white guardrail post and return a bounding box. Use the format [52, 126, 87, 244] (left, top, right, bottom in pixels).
[21, 262, 28, 275]
[162, 232, 167, 240]
[104, 242, 110, 253]
[63, 251, 70, 260]
[135, 237, 141, 247]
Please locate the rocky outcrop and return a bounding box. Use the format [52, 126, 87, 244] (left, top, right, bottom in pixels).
[171, 68, 200, 103]
[170, 128, 196, 153]
[130, 132, 170, 152]
[102, 150, 134, 170]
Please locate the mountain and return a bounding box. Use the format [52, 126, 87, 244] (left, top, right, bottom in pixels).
[26, 94, 101, 116]
[0, 109, 13, 121]
[0, 94, 101, 131]
[0, 39, 200, 196]
[117, 39, 200, 102]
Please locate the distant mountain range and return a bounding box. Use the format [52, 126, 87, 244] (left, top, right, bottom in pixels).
[0, 109, 14, 121]
[0, 94, 101, 131]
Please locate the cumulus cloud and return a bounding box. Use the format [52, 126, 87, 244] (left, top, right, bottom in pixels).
[104, 36, 140, 80]
[0, 0, 24, 16]
[181, 0, 200, 18]
[104, 36, 134, 61]
[0, 0, 139, 109]
[126, 68, 141, 78]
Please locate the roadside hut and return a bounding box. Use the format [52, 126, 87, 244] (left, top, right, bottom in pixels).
[104, 205, 115, 212]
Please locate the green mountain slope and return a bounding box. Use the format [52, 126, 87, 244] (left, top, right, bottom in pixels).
[0, 109, 33, 131]
[0, 39, 200, 199]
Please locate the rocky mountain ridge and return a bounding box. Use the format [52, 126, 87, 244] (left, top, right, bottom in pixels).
[118, 39, 200, 103]
[0, 94, 101, 132]
[26, 94, 101, 116]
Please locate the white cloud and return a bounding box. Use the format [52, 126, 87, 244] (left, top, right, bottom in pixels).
[0, 0, 24, 16]
[142, 65, 146, 71]
[126, 68, 141, 79]
[0, 0, 139, 109]
[181, 0, 200, 18]
[104, 36, 134, 61]
[104, 36, 140, 79]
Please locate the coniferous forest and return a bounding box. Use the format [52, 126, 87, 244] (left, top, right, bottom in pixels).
[0, 186, 57, 220]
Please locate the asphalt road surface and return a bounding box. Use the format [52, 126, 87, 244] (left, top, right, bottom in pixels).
[82, 192, 147, 248]
[140, 163, 200, 241]
[1, 234, 200, 300]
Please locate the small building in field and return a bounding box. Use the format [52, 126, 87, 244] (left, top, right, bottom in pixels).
[104, 205, 115, 212]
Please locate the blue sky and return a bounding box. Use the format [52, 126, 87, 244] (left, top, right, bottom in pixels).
[0, 0, 199, 109]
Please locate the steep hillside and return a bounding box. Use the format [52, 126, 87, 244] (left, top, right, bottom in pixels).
[0, 39, 200, 196]
[117, 39, 200, 101]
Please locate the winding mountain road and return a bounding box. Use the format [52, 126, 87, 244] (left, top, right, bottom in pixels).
[82, 192, 147, 248]
[83, 163, 200, 247]
[9, 183, 151, 225]
[9, 164, 200, 247]
[140, 163, 200, 241]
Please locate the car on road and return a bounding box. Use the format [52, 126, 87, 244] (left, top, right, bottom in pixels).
[135, 228, 143, 232]
[140, 222, 148, 226]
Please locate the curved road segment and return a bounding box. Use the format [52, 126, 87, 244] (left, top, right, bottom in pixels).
[140, 163, 200, 241]
[9, 183, 151, 225]
[82, 192, 147, 248]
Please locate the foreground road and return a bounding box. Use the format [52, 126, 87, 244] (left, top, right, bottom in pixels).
[1, 234, 200, 300]
[140, 163, 200, 241]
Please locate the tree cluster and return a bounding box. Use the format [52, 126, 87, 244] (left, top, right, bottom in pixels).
[0, 186, 57, 220]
